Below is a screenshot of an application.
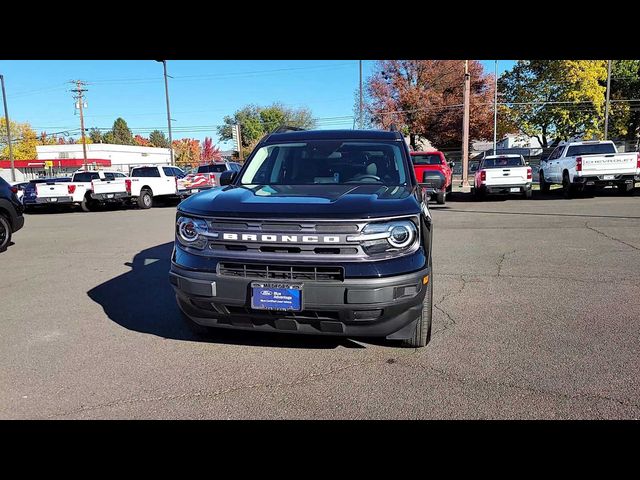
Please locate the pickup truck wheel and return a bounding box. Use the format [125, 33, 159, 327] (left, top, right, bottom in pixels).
[562, 172, 573, 199]
[0, 214, 11, 252]
[618, 184, 634, 195]
[436, 191, 446, 204]
[138, 190, 153, 209]
[539, 172, 550, 193]
[524, 188, 532, 199]
[401, 267, 433, 348]
[80, 195, 96, 212]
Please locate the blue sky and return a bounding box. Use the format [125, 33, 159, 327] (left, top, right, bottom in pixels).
[0, 60, 516, 149]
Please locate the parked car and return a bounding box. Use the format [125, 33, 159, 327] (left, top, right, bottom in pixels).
[128, 165, 194, 208]
[9, 181, 29, 203]
[410, 151, 454, 204]
[473, 154, 532, 199]
[0, 177, 25, 252]
[196, 161, 242, 187]
[539, 140, 639, 198]
[22, 177, 72, 211]
[170, 129, 436, 348]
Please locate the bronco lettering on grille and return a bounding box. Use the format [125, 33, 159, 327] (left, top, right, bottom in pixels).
[221, 233, 341, 243]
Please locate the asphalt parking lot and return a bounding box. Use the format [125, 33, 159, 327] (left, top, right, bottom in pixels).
[1, 189, 639, 419]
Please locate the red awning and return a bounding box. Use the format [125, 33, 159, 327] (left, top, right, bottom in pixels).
[0, 158, 112, 169]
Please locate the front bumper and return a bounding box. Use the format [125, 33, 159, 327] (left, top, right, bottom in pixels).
[480, 183, 531, 194]
[170, 262, 430, 340]
[91, 192, 130, 201]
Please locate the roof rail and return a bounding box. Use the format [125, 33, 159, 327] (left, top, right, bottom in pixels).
[272, 125, 306, 134]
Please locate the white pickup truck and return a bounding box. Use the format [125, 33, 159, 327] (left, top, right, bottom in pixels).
[539, 141, 639, 198]
[128, 165, 196, 209]
[473, 154, 532, 199]
[31, 170, 130, 211]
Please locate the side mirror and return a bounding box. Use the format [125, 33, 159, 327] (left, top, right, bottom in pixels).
[219, 171, 237, 186]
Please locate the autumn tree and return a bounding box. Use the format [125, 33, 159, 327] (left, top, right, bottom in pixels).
[499, 60, 608, 147]
[0, 119, 39, 160]
[217, 103, 315, 158]
[133, 134, 151, 147]
[201, 137, 222, 163]
[39, 132, 59, 145]
[148, 130, 170, 148]
[172, 138, 201, 169]
[366, 60, 495, 149]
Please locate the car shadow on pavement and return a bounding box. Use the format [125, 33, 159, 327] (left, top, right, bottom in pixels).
[87, 242, 369, 349]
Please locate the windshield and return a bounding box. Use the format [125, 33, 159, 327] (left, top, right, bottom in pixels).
[412, 154, 443, 166]
[239, 141, 408, 186]
[566, 143, 616, 156]
[483, 157, 525, 168]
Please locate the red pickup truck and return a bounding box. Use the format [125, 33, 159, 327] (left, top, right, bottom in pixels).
[410, 151, 454, 204]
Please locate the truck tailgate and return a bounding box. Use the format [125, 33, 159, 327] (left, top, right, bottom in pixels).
[92, 179, 128, 195]
[35, 182, 70, 198]
[485, 167, 529, 185]
[581, 154, 637, 176]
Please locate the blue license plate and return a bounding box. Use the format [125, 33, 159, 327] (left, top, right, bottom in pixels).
[251, 283, 302, 311]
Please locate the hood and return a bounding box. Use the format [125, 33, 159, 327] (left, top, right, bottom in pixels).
[179, 184, 420, 219]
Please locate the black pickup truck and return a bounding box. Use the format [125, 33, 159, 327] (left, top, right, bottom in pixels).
[169, 129, 438, 347]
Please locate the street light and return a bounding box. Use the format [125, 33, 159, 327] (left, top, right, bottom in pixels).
[156, 60, 174, 166]
[0, 74, 15, 182]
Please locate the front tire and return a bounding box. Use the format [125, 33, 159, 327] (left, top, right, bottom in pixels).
[562, 172, 573, 199]
[138, 189, 153, 209]
[0, 214, 11, 252]
[401, 267, 433, 348]
[539, 171, 550, 193]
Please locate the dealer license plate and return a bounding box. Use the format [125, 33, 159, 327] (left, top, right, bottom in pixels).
[48, 198, 58, 202]
[603, 175, 615, 180]
[251, 283, 302, 311]
[107, 194, 114, 198]
[510, 187, 520, 193]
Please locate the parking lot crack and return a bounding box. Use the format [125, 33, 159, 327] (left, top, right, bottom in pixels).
[496, 249, 516, 277]
[432, 275, 468, 336]
[585, 223, 640, 252]
[47, 358, 389, 418]
[416, 364, 640, 416]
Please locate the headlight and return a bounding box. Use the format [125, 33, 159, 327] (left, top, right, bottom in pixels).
[349, 218, 419, 256]
[176, 216, 210, 249]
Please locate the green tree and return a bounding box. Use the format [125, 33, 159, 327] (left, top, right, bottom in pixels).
[217, 103, 315, 155]
[89, 128, 103, 143]
[608, 60, 640, 144]
[101, 117, 135, 145]
[148, 130, 170, 148]
[499, 60, 608, 147]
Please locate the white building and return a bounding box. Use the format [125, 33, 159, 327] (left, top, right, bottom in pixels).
[497, 134, 543, 150]
[36, 144, 172, 174]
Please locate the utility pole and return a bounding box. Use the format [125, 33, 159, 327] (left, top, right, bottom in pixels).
[156, 60, 175, 166]
[493, 60, 498, 153]
[0, 74, 15, 182]
[359, 60, 363, 129]
[462, 60, 471, 188]
[70, 80, 88, 169]
[604, 59, 612, 140]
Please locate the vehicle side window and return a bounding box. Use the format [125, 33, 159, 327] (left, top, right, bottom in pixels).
[103, 173, 115, 181]
[172, 167, 185, 178]
[162, 167, 175, 177]
[114, 172, 126, 178]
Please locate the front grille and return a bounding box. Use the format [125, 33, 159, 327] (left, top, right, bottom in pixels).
[226, 306, 341, 321]
[219, 262, 344, 281]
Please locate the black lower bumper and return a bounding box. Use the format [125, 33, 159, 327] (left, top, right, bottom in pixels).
[91, 192, 129, 201]
[169, 263, 430, 340]
[573, 175, 635, 188]
[481, 183, 531, 195]
[13, 215, 24, 232]
[34, 196, 73, 204]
